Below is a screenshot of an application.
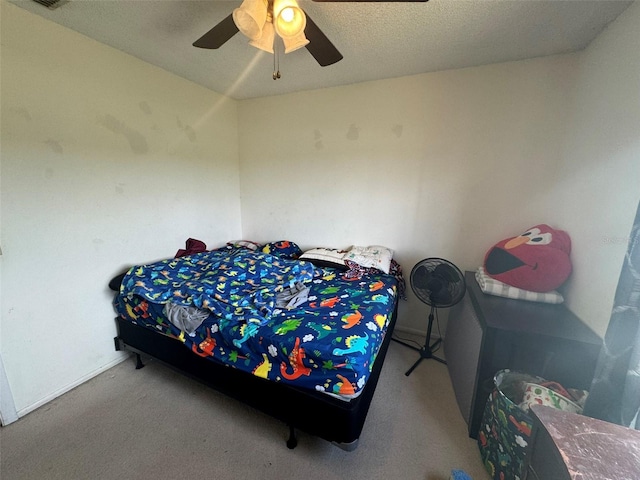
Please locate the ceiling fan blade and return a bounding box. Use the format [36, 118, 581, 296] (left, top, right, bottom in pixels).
[193, 14, 239, 49]
[304, 14, 343, 67]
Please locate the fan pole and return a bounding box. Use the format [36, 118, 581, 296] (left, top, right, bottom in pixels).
[394, 304, 446, 376]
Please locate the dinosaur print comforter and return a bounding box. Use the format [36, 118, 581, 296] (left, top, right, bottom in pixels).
[114, 249, 398, 400]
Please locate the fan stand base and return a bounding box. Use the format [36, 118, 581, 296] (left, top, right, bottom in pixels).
[393, 337, 446, 375]
[393, 308, 447, 376]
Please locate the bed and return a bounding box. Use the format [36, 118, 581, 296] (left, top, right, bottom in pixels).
[112, 241, 401, 450]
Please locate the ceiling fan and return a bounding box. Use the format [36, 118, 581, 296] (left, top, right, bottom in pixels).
[193, 0, 428, 69]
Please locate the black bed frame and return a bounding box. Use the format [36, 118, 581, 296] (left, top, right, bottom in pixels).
[113, 301, 398, 451]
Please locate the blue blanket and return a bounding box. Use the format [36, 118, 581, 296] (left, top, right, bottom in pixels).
[116, 248, 398, 399]
[121, 250, 315, 326]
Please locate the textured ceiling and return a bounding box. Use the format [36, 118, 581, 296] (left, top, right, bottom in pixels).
[9, 0, 632, 100]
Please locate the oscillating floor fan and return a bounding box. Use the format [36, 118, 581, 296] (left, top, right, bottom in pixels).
[396, 258, 466, 376]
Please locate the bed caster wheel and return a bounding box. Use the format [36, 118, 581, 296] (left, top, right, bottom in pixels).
[287, 426, 297, 449]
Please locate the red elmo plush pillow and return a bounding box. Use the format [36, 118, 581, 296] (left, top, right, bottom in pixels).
[483, 225, 572, 292]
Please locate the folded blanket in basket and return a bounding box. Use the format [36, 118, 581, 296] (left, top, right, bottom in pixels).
[475, 267, 564, 304]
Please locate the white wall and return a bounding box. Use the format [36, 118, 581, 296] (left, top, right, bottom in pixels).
[238, 55, 580, 333]
[0, 2, 242, 414]
[539, 1, 640, 337]
[238, 4, 640, 338]
[2, 0, 638, 418]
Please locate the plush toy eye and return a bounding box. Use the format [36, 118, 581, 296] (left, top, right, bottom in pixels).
[526, 232, 552, 245]
[521, 228, 541, 238]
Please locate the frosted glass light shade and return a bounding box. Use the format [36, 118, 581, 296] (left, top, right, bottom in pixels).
[249, 21, 275, 53]
[283, 30, 309, 53]
[273, 0, 306, 39]
[232, 0, 268, 41]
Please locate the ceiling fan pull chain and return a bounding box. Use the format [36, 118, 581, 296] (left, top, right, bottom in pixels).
[273, 39, 281, 80]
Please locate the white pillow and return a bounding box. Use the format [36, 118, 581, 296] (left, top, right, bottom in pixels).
[344, 245, 394, 274]
[299, 247, 348, 269]
[226, 240, 260, 251]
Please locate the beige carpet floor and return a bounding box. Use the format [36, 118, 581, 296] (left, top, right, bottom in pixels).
[0, 339, 490, 480]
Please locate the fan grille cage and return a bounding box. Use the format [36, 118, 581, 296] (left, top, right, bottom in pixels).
[410, 257, 466, 308]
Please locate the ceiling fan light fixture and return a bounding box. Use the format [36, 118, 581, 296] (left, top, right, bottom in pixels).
[283, 30, 309, 53]
[249, 20, 275, 53]
[273, 0, 306, 38]
[232, 0, 269, 40]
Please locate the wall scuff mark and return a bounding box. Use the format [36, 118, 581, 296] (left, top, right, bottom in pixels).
[97, 114, 149, 154]
[314, 129, 324, 149]
[9, 107, 32, 122]
[347, 124, 359, 141]
[44, 138, 63, 154]
[177, 116, 197, 143]
[139, 101, 152, 115]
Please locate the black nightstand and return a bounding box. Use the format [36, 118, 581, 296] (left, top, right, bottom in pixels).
[444, 271, 602, 439]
